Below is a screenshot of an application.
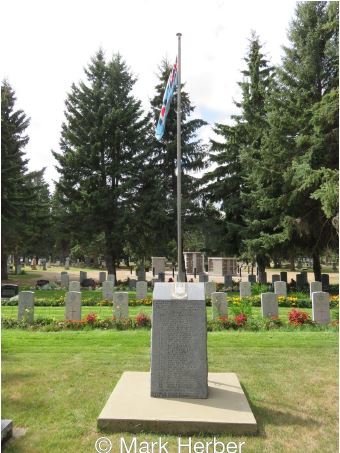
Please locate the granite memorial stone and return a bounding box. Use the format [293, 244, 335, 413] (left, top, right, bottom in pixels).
[205, 281, 216, 298]
[240, 282, 251, 298]
[211, 292, 228, 320]
[65, 291, 81, 321]
[274, 281, 287, 297]
[102, 281, 114, 300]
[312, 291, 330, 325]
[18, 291, 34, 323]
[261, 293, 278, 318]
[151, 282, 208, 398]
[280, 271, 288, 282]
[113, 292, 129, 319]
[321, 274, 330, 292]
[136, 281, 147, 300]
[310, 281, 322, 300]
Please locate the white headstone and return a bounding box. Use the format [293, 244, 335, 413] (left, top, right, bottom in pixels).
[274, 281, 287, 297]
[99, 272, 107, 283]
[261, 293, 278, 318]
[18, 291, 34, 323]
[102, 280, 114, 300]
[312, 291, 330, 325]
[69, 281, 80, 292]
[211, 292, 228, 320]
[205, 281, 216, 298]
[310, 281, 322, 300]
[113, 292, 129, 319]
[60, 273, 69, 288]
[136, 281, 147, 300]
[240, 282, 251, 298]
[65, 291, 81, 321]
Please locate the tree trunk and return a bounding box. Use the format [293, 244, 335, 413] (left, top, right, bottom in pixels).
[312, 251, 322, 282]
[104, 230, 117, 281]
[1, 246, 8, 280]
[256, 254, 267, 273]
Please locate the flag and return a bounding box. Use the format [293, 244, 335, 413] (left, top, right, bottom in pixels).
[155, 59, 178, 140]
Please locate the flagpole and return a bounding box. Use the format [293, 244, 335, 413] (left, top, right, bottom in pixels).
[176, 32, 182, 282]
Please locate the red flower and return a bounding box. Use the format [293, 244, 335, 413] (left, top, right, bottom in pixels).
[235, 313, 247, 326]
[85, 313, 97, 324]
[288, 309, 310, 325]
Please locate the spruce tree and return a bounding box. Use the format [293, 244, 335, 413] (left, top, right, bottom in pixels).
[1, 81, 31, 278]
[53, 50, 149, 277]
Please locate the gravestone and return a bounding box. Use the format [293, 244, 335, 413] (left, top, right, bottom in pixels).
[301, 271, 308, 284]
[224, 275, 233, 288]
[136, 281, 147, 300]
[60, 273, 69, 288]
[99, 272, 107, 283]
[18, 291, 34, 323]
[199, 272, 208, 283]
[205, 281, 216, 298]
[107, 274, 115, 284]
[321, 274, 330, 292]
[31, 258, 37, 270]
[137, 268, 146, 282]
[1, 284, 19, 298]
[16, 264, 22, 274]
[240, 282, 251, 298]
[312, 291, 330, 325]
[65, 258, 70, 270]
[261, 293, 278, 318]
[129, 278, 137, 290]
[151, 282, 208, 398]
[247, 274, 256, 284]
[296, 273, 304, 291]
[280, 271, 288, 283]
[113, 292, 129, 319]
[80, 271, 87, 284]
[102, 281, 114, 300]
[158, 272, 165, 283]
[310, 281, 322, 300]
[65, 291, 81, 321]
[69, 281, 80, 292]
[271, 274, 280, 284]
[211, 292, 228, 320]
[274, 281, 287, 297]
[258, 271, 267, 284]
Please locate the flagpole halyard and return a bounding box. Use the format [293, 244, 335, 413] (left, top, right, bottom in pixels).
[176, 32, 182, 282]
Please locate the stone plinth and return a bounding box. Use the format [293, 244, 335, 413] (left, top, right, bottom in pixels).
[312, 291, 330, 325]
[211, 292, 228, 320]
[151, 283, 208, 399]
[97, 372, 257, 434]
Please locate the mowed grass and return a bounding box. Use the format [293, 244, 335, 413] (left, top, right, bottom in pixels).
[2, 329, 338, 453]
[1, 305, 329, 321]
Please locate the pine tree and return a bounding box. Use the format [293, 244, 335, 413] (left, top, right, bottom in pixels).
[53, 50, 149, 277]
[1, 81, 31, 278]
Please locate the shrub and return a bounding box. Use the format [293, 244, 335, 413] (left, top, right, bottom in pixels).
[235, 313, 247, 326]
[85, 313, 97, 324]
[135, 312, 151, 328]
[288, 309, 312, 325]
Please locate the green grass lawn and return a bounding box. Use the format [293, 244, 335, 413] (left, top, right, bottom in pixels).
[2, 305, 333, 321]
[2, 330, 338, 453]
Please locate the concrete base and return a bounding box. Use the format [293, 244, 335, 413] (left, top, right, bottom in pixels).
[1, 419, 13, 443]
[98, 372, 257, 434]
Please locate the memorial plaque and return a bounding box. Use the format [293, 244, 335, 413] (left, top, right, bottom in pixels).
[151, 283, 208, 399]
[310, 281, 322, 300]
[261, 293, 278, 318]
[240, 282, 251, 298]
[312, 291, 330, 325]
[65, 291, 81, 321]
[211, 292, 228, 320]
[274, 281, 287, 297]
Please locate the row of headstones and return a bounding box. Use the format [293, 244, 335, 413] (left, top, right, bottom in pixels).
[238, 280, 326, 299]
[16, 290, 130, 323]
[211, 291, 332, 324]
[59, 271, 115, 288]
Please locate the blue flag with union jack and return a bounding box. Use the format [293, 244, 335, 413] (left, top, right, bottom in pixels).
[155, 59, 178, 141]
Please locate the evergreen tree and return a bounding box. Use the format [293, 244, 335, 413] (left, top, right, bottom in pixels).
[1, 81, 31, 278]
[53, 50, 149, 278]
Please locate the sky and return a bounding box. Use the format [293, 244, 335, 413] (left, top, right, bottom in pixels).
[1, 0, 298, 189]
